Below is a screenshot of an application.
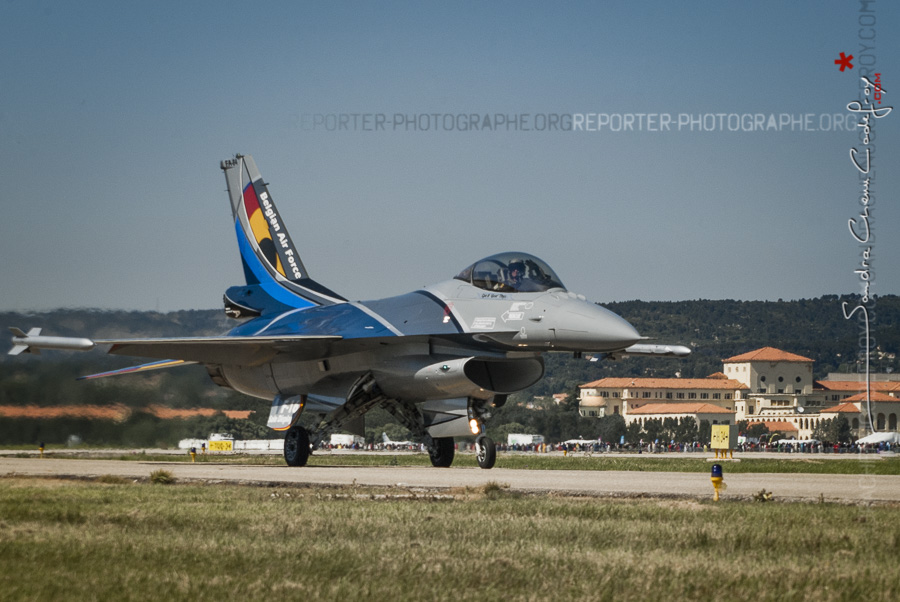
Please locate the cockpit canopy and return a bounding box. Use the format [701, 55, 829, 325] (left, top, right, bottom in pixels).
[454, 252, 566, 293]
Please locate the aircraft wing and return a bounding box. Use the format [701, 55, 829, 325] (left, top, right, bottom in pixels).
[8, 328, 342, 365]
[100, 335, 343, 364]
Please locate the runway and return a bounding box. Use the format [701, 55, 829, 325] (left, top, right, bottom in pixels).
[3, 456, 899, 503]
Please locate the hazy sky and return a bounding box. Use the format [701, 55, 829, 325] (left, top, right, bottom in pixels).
[1, 1, 897, 312]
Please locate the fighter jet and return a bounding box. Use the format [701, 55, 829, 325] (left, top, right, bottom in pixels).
[381, 432, 418, 449]
[9, 154, 689, 469]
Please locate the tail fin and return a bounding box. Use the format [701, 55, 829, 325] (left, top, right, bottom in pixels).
[221, 154, 346, 313]
[382, 432, 390, 444]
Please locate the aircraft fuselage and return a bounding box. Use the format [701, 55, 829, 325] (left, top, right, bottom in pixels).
[216, 277, 640, 406]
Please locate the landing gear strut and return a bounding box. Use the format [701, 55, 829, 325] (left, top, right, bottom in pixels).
[475, 435, 496, 469]
[284, 426, 310, 467]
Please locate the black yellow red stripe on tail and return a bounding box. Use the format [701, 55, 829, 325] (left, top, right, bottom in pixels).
[221, 154, 346, 315]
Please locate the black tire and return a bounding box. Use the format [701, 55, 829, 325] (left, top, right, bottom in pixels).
[284, 426, 310, 467]
[429, 437, 455, 467]
[476, 435, 496, 469]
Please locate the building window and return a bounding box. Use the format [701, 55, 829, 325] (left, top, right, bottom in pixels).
[612, 392, 620, 398]
[676, 393, 685, 399]
[725, 394, 732, 400]
[700, 393, 709, 399]
[688, 393, 697, 399]
[713, 393, 721, 400]
[613, 405, 619, 415]
[642, 392, 651, 398]
[666, 392, 673, 399]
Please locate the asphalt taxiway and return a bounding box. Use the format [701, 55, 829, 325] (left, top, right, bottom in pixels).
[2, 456, 898, 503]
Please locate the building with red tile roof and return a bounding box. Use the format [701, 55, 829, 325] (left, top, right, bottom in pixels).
[579, 346, 899, 440]
[578, 375, 747, 420]
[626, 403, 735, 427]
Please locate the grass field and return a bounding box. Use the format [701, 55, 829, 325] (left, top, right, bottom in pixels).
[1, 476, 898, 601]
[24, 449, 900, 475]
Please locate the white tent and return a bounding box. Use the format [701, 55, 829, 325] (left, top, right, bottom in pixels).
[856, 431, 900, 445]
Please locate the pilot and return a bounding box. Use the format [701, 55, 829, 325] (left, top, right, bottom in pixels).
[507, 261, 525, 289]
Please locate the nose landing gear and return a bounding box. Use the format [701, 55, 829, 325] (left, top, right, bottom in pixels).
[475, 435, 496, 469]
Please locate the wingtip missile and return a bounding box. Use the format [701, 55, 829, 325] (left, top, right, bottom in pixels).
[8, 327, 95, 355]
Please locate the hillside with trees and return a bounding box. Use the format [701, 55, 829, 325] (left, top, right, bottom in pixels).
[1, 295, 897, 445]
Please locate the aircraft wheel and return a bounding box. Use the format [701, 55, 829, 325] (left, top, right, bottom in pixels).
[284, 426, 310, 467]
[476, 435, 496, 469]
[429, 437, 455, 468]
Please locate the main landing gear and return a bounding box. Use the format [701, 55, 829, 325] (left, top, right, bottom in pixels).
[426, 435, 495, 469]
[428, 437, 455, 467]
[284, 425, 311, 467]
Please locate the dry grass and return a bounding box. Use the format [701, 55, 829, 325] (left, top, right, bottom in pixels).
[1, 477, 899, 601]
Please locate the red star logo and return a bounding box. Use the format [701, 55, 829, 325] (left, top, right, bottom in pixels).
[835, 52, 854, 72]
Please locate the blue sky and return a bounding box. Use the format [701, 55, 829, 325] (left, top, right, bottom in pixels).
[1, 0, 897, 311]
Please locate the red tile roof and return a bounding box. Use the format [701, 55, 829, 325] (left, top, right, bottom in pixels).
[841, 392, 899, 403]
[0, 405, 252, 421]
[820, 402, 861, 413]
[627, 403, 734, 415]
[580, 377, 747, 390]
[748, 420, 798, 432]
[815, 381, 900, 393]
[146, 405, 252, 419]
[723, 347, 814, 363]
[0, 404, 131, 420]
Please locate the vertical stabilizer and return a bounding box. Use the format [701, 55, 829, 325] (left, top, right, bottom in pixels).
[221, 154, 346, 311]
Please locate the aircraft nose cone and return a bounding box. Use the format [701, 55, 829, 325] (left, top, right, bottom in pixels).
[592, 309, 641, 349]
[555, 301, 641, 351]
[600, 312, 642, 347]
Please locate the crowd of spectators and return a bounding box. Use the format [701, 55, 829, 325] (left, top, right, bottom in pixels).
[321, 439, 896, 454]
